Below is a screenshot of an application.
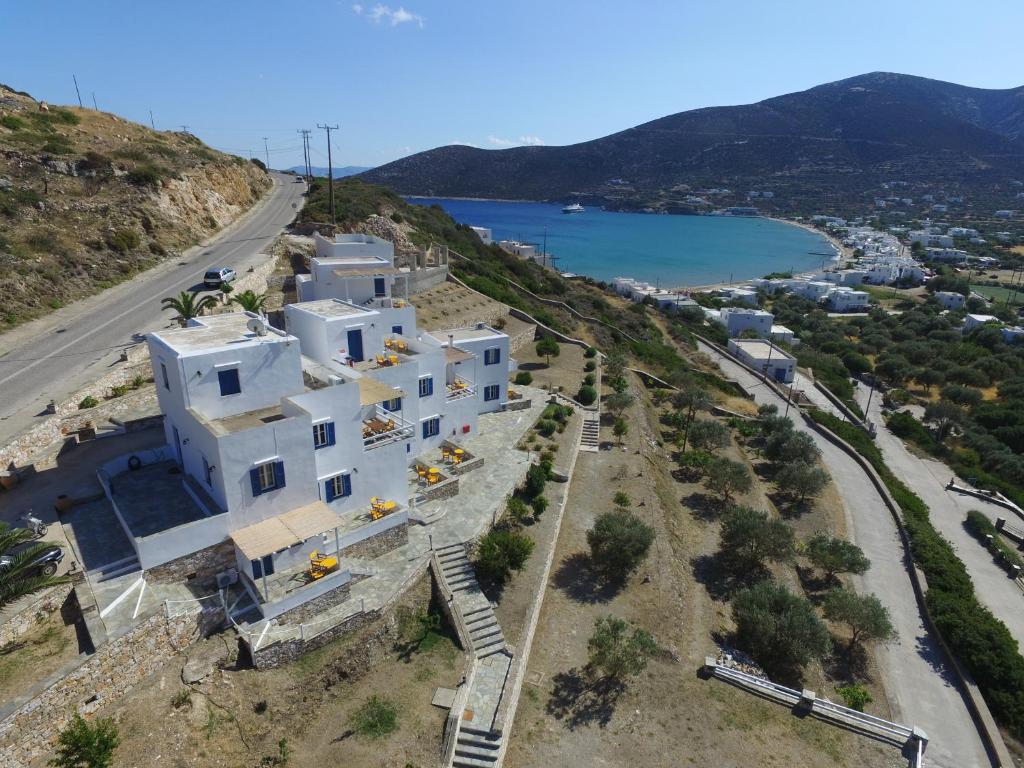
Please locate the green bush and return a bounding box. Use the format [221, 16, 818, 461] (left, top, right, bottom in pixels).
[523, 463, 547, 498]
[514, 371, 533, 385]
[530, 494, 549, 518]
[576, 384, 597, 406]
[584, 347, 597, 358]
[127, 162, 165, 187]
[583, 373, 596, 386]
[587, 615, 657, 680]
[78, 395, 98, 409]
[41, 134, 74, 154]
[836, 684, 873, 712]
[613, 491, 631, 507]
[587, 509, 655, 579]
[964, 510, 1024, 568]
[732, 580, 831, 674]
[536, 418, 557, 438]
[348, 696, 398, 739]
[49, 713, 119, 768]
[475, 530, 534, 583]
[0, 115, 25, 131]
[584, 360, 596, 372]
[107, 229, 140, 254]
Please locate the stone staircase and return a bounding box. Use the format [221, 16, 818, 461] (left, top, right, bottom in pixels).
[452, 724, 502, 768]
[580, 414, 600, 452]
[434, 543, 506, 658]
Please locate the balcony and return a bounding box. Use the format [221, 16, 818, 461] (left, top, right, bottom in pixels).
[361, 404, 414, 450]
[446, 376, 476, 402]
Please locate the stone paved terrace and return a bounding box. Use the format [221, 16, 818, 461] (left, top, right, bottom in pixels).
[106, 460, 215, 537]
[241, 388, 547, 649]
[464, 652, 512, 731]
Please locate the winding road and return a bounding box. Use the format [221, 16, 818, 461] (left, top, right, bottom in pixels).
[0, 172, 304, 449]
[700, 343, 991, 768]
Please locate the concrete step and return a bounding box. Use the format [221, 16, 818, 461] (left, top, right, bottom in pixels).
[435, 543, 465, 555]
[464, 611, 495, 627]
[452, 752, 497, 768]
[441, 561, 472, 575]
[454, 743, 500, 762]
[468, 616, 499, 634]
[474, 637, 506, 657]
[457, 734, 501, 751]
[459, 724, 500, 740]
[470, 627, 503, 646]
[93, 557, 141, 583]
[446, 573, 477, 588]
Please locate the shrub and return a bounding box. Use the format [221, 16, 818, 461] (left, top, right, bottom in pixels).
[583, 373, 596, 386]
[587, 615, 657, 680]
[171, 689, 192, 709]
[475, 530, 534, 583]
[687, 419, 730, 451]
[584, 360, 596, 372]
[732, 580, 831, 674]
[49, 712, 119, 768]
[764, 430, 820, 466]
[836, 684, 873, 712]
[251, 157, 268, 172]
[964, 510, 1024, 568]
[705, 457, 752, 502]
[613, 491, 631, 508]
[41, 134, 74, 154]
[348, 696, 398, 739]
[719, 506, 795, 571]
[106, 229, 140, 254]
[576, 384, 597, 406]
[507, 496, 531, 525]
[775, 461, 829, 504]
[587, 509, 655, 579]
[805, 534, 870, 580]
[127, 162, 165, 187]
[822, 588, 897, 653]
[585, 346, 597, 358]
[0, 115, 25, 131]
[514, 371, 533, 385]
[536, 418, 557, 438]
[530, 494, 548, 518]
[523, 463, 547, 498]
[78, 395, 98, 409]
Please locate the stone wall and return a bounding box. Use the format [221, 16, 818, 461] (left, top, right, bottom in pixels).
[418, 475, 460, 502]
[275, 580, 352, 627]
[406, 264, 449, 296]
[145, 540, 236, 590]
[506, 321, 537, 353]
[0, 583, 74, 649]
[503, 399, 533, 412]
[0, 606, 220, 767]
[451, 456, 485, 475]
[339, 523, 408, 560]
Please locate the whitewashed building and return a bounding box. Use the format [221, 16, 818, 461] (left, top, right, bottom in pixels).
[935, 291, 966, 311]
[963, 314, 1000, 333]
[470, 226, 493, 245]
[718, 307, 774, 338]
[826, 288, 870, 312]
[728, 338, 796, 383]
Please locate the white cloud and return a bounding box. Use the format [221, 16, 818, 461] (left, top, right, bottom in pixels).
[359, 3, 424, 27]
[487, 135, 516, 147]
[488, 135, 545, 147]
[519, 135, 545, 146]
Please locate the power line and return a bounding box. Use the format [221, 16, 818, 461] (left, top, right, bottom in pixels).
[317, 123, 339, 224]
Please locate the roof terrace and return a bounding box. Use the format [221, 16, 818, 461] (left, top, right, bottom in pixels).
[154, 312, 292, 354]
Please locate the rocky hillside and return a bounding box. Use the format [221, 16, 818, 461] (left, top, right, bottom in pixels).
[361, 72, 1024, 213]
[0, 84, 271, 330]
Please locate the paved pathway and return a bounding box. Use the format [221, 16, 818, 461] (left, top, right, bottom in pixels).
[699, 343, 991, 768]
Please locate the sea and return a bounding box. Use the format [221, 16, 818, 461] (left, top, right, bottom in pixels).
[408, 198, 837, 288]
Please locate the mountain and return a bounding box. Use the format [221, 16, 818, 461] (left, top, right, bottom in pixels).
[0, 84, 270, 331]
[360, 73, 1024, 211]
[288, 165, 371, 178]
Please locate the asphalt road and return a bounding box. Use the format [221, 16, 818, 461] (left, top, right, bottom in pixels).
[700, 343, 992, 768]
[0, 172, 305, 448]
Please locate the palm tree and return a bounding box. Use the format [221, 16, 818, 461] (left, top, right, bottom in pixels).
[161, 291, 218, 327]
[229, 290, 268, 314]
[0, 523, 68, 609]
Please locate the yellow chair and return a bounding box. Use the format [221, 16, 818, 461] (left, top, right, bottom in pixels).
[309, 550, 338, 580]
[417, 466, 427, 480]
[427, 468, 440, 485]
[441, 447, 451, 463]
[376, 354, 387, 367]
[384, 338, 393, 349]
[388, 354, 399, 366]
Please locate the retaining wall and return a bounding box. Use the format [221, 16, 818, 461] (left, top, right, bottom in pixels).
[0, 583, 74, 649]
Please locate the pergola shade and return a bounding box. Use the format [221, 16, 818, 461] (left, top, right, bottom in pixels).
[231, 501, 341, 560]
[358, 377, 405, 406]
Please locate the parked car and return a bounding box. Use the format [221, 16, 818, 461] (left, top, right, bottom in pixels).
[203, 267, 236, 289]
[0, 541, 64, 577]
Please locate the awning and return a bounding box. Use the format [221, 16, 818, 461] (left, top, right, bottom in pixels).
[444, 347, 475, 364]
[331, 266, 401, 277]
[358, 377, 405, 406]
[232, 501, 341, 560]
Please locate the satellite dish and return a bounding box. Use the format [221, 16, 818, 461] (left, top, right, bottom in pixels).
[247, 317, 268, 337]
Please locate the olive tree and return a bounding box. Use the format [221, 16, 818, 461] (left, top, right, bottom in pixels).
[805, 535, 870, 581]
[733, 580, 831, 673]
[705, 457, 753, 502]
[587, 615, 657, 681]
[719, 506, 795, 571]
[823, 588, 896, 653]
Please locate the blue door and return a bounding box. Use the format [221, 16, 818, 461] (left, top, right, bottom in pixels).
[374, 277, 386, 297]
[347, 328, 364, 362]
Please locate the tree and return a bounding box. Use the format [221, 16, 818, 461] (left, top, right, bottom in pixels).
[49, 713, 119, 768]
[506, 496, 531, 526]
[587, 616, 657, 681]
[705, 457, 753, 502]
[348, 696, 399, 739]
[823, 588, 896, 653]
[160, 291, 217, 327]
[775, 462, 829, 504]
[924, 400, 963, 441]
[587, 509, 655, 579]
[536, 336, 560, 366]
[757, 403, 779, 418]
[576, 384, 597, 406]
[605, 392, 634, 418]
[613, 418, 629, 445]
[671, 386, 714, 451]
[805, 535, 870, 580]
[764, 430, 820, 466]
[732, 581, 831, 673]
[475, 530, 534, 583]
[229, 289, 267, 314]
[1, 523, 68, 609]
[677, 449, 714, 478]
[523, 463, 548, 498]
[719, 506, 795, 571]
[687, 419, 730, 452]
[604, 350, 627, 382]
[530, 494, 549, 518]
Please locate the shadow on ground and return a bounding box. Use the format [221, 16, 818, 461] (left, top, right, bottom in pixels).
[552, 552, 623, 605]
[546, 667, 625, 729]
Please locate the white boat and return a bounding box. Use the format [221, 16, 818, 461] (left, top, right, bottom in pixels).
[562, 203, 584, 214]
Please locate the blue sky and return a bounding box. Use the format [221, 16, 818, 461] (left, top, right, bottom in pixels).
[2, 0, 1021, 169]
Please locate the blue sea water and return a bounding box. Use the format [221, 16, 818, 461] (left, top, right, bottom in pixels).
[409, 198, 836, 288]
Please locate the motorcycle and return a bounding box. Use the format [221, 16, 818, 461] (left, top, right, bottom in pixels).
[21, 511, 48, 538]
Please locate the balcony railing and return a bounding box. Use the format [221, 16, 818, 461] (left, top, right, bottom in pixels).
[361, 405, 414, 450]
[446, 377, 476, 401]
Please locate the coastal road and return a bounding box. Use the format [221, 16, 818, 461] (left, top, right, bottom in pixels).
[0, 172, 305, 449]
[699, 343, 992, 768]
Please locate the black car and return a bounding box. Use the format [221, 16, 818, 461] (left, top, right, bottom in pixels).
[0, 541, 64, 577]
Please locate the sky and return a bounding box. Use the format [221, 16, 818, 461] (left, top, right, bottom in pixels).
[2, 0, 1022, 170]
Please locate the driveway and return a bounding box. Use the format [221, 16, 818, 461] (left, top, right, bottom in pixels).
[854, 387, 1024, 652]
[700, 343, 991, 768]
[0, 172, 304, 449]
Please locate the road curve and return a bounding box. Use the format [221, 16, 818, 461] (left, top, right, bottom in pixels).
[0, 172, 305, 447]
[700, 343, 991, 768]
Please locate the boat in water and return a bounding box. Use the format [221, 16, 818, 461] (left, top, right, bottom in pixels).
[562, 202, 584, 214]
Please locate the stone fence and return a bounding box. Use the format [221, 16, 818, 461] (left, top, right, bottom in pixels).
[0, 603, 221, 768]
[0, 583, 74, 649]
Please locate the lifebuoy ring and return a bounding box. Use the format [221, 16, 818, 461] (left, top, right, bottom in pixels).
[127, 455, 142, 471]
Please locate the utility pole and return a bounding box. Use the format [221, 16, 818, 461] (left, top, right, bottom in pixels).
[180, 125, 190, 135]
[263, 137, 270, 170]
[149, 110, 156, 130]
[71, 75, 83, 107]
[317, 123, 339, 224]
[297, 129, 312, 181]
[91, 92, 98, 111]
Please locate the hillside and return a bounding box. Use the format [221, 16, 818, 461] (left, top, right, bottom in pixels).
[0, 84, 271, 330]
[361, 72, 1024, 213]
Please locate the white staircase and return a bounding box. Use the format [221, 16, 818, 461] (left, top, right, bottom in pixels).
[434, 543, 506, 658]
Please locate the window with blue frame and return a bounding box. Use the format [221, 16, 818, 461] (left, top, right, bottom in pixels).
[160, 362, 170, 390]
[312, 421, 335, 449]
[484, 347, 501, 365]
[374, 277, 386, 296]
[251, 554, 275, 579]
[418, 376, 433, 397]
[325, 472, 352, 502]
[218, 368, 241, 396]
[383, 397, 402, 412]
[249, 461, 285, 496]
[484, 384, 500, 401]
[391, 325, 403, 335]
[422, 417, 440, 438]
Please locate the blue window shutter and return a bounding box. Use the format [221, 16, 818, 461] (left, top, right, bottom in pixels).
[422, 420, 429, 438]
[325, 478, 336, 502]
[326, 422, 336, 446]
[494, 348, 501, 364]
[273, 461, 286, 489]
[427, 378, 433, 396]
[391, 325, 402, 335]
[251, 558, 263, 579]
[342, 474, 352, 497]
[249, 468, 262, 497]
[218, 368, 240, 396]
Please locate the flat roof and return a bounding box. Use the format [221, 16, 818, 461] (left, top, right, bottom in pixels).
[331, 266, 401, 277]
[154, 313, 291, 354]
[358, 376, 405, 406]
[232, 501, 341, 560]
[730, 338, 795, 362]
[433, 326, 503, 343]
[290, 298, 375, 319]
[208, 404, 288, 436]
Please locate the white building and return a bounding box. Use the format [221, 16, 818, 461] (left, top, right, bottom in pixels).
[718, 307, 774, 338]
[963, 314, 999, 333]
[470, 226, 493, 245]
[727, 339, 796, 383]
[784, 279, 834, 301]
[934, 291, 966, 311]
[926, 248, 971, 265]
[497, 240, 538, 260]
[717, 287, 760, 306]
[770, 325, 796, 345]
[297, 233, 406, 305]
[826, 287, 870, 312]
[1001, 326, 1024, 344]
